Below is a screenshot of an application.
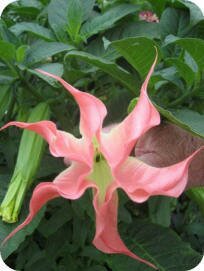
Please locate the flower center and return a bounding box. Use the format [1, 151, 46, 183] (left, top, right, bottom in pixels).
[88, 150, 113, 204]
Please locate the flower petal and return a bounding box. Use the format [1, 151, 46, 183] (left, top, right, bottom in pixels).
[0, 121, 93, 165]
[99, 55, 160, 168]
[92, 188, 157, 269]
[2, 182, 59, 245]
[115, 147, 204, 203]
[54, 162, 95, 199]
[36, 70, 107, 140]
[3, 162, 95, 245]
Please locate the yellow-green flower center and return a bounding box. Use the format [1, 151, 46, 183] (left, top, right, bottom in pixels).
[88, 145, 113, 204]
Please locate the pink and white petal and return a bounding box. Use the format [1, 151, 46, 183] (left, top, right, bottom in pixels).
[99, 55, 160, 168]
[36, 70, 107, 140]
[115, 147, 204, 203]
[2, 182, 60, 245]
[92, 189, 157, 269]
[53, 162, 96, 199]
[0, 121, 93, 165]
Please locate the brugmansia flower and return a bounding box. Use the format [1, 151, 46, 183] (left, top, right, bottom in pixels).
[1, 56, 203, 269]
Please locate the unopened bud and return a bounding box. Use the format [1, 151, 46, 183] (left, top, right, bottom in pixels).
[0, 103, 50, 223]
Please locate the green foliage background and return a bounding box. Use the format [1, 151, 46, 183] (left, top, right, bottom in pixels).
[0, 0, 204, 270]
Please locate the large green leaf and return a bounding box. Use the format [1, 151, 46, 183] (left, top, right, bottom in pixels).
[48, 0, 69, 42]
[148, 196, 176, 227]
[11, 0, 42, 18]
[181, 0, 204, 26]
[147, 0, 166, 16]
[157, 106, 204, 139]
[106, 21, 161, 41]
[25, 41, 74, 65]
[160, 8, 189, 38]
[80, 0, 95, 21]
[29, 63, 64, 87]
[0, 41, 16, 61]
[65, 50, 139, 94]
[187, 187, 204, 214]
[48, 0, 95, 42]
[0, 21, 20, 46]
[10, 22, 55, 41]
[66, 0, 83, 43]
[165, 36, 204, 70]
[81, 4, 139, 39]
[111, 37, 159, 79]
[108, 219, 202, 271]
[0, 86, 12, 120]
[0, 174, 45, 260]
[165, 57, 195, 87]
[188, 19, 204, 39]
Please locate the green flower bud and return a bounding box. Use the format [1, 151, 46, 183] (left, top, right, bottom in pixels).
[0, 103, 50, 223]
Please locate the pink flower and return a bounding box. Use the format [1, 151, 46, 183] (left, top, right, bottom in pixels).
[139, 11, 159, 23]
[1, 55, 203, 269]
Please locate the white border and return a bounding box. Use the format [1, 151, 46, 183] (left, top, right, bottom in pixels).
[0, 0, 18, 17]
[0, 253, 16, 271]
[189, 0, 204, 14]
[0, 0, 203, 270]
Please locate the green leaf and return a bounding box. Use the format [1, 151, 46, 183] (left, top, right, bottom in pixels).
[188, 19, 204, 39]
[148, 196, 177, 227]
[38, 201, 72, 238]
[48, 0, 69, 42]
[0, 20, 20, 46]
[84, 267, 107, 271]
[11, 0, 42, 18]
[81, 4, 139, 39]
[147, 0, 166, 16]
[67, 0, 83, 43]
[181, 0, 204, 26]
[25, 41, 74, 65]
[80, 0, 95, 21]
[165, 57, 195, 87]
[111, 37, 159, 79]
[170, 109, 204, 138]
[19, 0, 43, 10]
[186, 187, 204, 214]
[165, 37, 204, 70]
[0, 41, 16, 61]
[0, 75, 14, 85]
[16, 45, 29, 63]
[29, 63, 64, 87]
[157, 106, 204, 139]
[65, 50, 139, 94]
[48, 0, 95, 42]
[160, 8, 189, 38]
[10, 22, 55, 41]
[108, 219, 202, 271]
[106, 21, 161, 41]
[0, 86, 12, 120]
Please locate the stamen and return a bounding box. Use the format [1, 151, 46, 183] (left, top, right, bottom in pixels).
[95, 154, 101, 163]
